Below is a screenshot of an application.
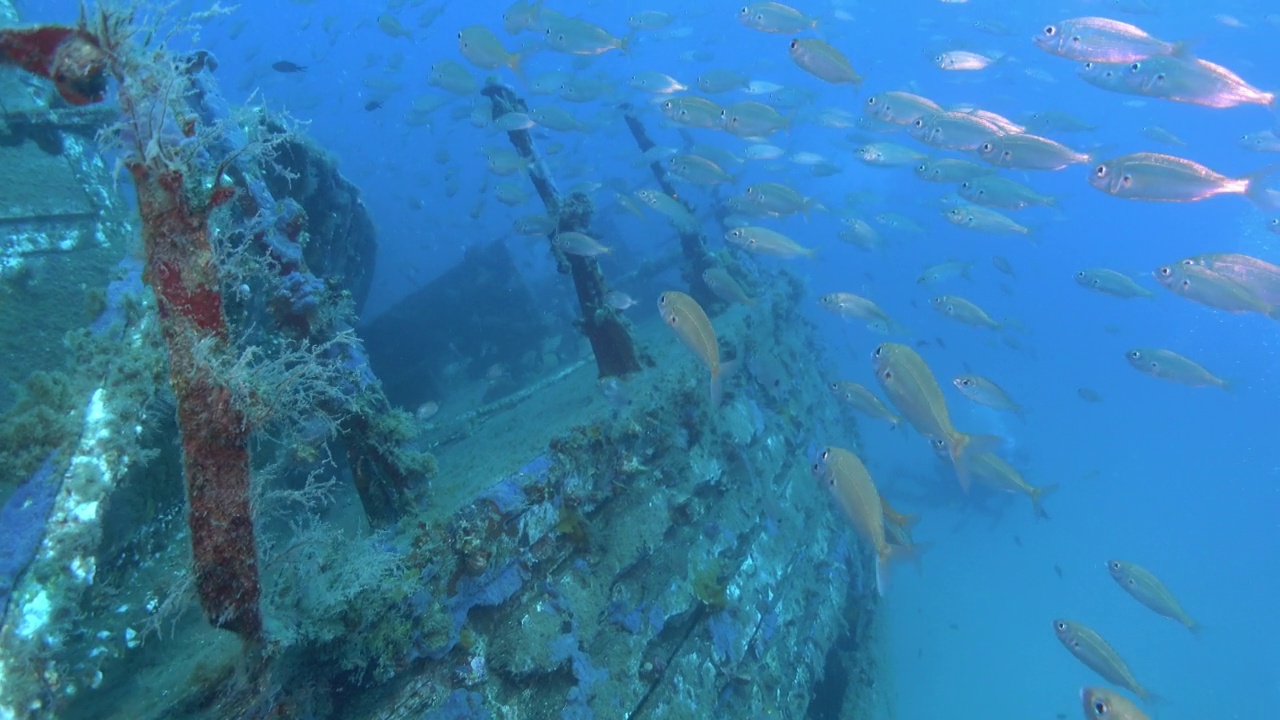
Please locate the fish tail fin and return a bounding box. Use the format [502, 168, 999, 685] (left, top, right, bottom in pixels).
[1268, 304, 1280, 321]
[804, 245, 820, 259]
[875, 547, 893, 596]
[1030, 482, 1059, 520]
[618, 32, 635, 55]
[1186, 617, 1204, 636]
[710, 359, 741, 408]
[508, 52, 525, 76]
[1243, 164, 1280, 211]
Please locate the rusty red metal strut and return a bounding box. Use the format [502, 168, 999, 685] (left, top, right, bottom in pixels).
[0, 20, 263, 640]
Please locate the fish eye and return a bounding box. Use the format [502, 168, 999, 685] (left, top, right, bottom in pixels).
[791, 40, 799, 49]
[1055, 621, 1066, 630]
[1083, 62, 1094, 70]
[1093, 164, 1108, 177]
[1128, 350, 1142, 360]
[980, 143, 993, 152]
[866, 96, 877, 105]
[1159, 266, 1173, 276]
[1076, 271, 1086, 279]
[913, 118, 924, 128]
[1042, 25, 1055, 36]
[1110, 560, 1121, 570]
[1129, 62, 1141, 72]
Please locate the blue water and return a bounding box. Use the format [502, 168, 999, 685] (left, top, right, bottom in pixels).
[25, 0, 1280, 716]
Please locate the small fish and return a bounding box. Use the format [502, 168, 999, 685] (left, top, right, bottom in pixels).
[737, 2, 818, 34]
[272, 60, 307, 73]
[658, 291, 735, 407]
[458, 26, 522, 71]
[1023, 110, 1097, 133]
[935, 441, 1056, 518]
[917, 260, 973, 285]
[513, 214, 556, 235]
[952, 374, 1025, 418]
[1077, 387, 1102, 402]
[829, 381, 900, 428]
[702, 267, 755, 306]
[429, 60, 479, 95]
[363, 98, 384, 112]
[976, 133, 1091, 171]
[992, 255, 1016, 277]
[789, 38, 863, 85]
[910, 111, 1007, 151]
[553, 231, 611, 257]
[636, 189, 698, 230]
[1081, 687, 1149, 720]
[864, 91, 941, 126]
[605, 290, 637, 310]
[960, 176, 1057, 209]
[1054, 564, 1064, 579]
[660, 96, 724, 129]
[1034, 17, 1182, 63]
[1141, 125, 1186, 147]
[502, 0, 543, 34]
[812, 446, 893, 594]
[726, 227, 816, 258]
[1075, 269, 1154, 299]
[819, 293, 903, 333]
[1107, 559, 1199, 632]
[934, 50, 999, 71]
[857, 142, 925, 167]
[915, 157, 992, 183]
[945, 204, 1030, 236]
[696, 68, 750, 94]
[1121, 55, 1274, 109]
[378, 14, 413, 39]
[494, 112, 535, 131]
[744, 182, 822, 217]
[1240, 130, 1280, 153]
[1053, 619, 1155, 701]
[931, 295, 1001, 329]
[630, 71, 687, 94]
[721, 100, 789, 137]
[1125, 348, 1230, 389]
[544, 16, 629, 55]
[1178, 253, 1280, 305]
[1089, 152, 1277, 207]
[668, 154, 735, 185]
[628, 10, 673, 31]
[1153, 262, 1280, 318]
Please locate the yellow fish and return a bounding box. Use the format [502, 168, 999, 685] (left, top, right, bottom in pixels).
[1107, 560, 1199, 632]
[1080, 687, 1149, 720]
[658, 291, 736, 407]
[1125, 347, 1230, 389]
[1053, 619, 1156, 702]
[813, 446, 893, 594]
[872, 343, 997, 491]
[935, 442, 1057, 518]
